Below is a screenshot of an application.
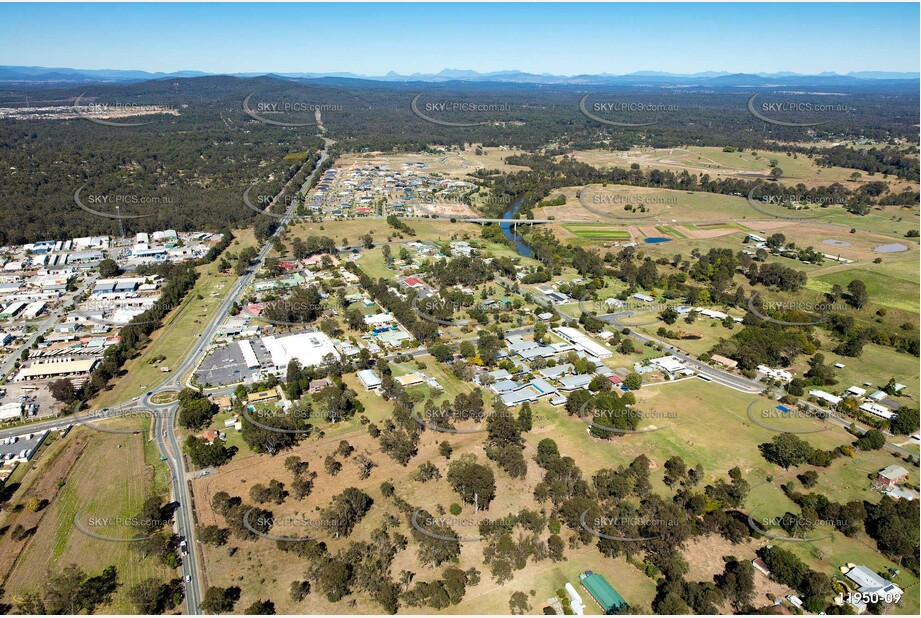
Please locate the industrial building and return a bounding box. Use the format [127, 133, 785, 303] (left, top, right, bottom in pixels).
[14, 357, 99, 381]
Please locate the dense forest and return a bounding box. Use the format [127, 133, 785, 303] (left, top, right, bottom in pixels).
[808, 144, 920, 181]
[1, 75, 917, 242]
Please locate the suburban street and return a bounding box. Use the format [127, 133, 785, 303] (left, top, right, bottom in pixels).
[593, 308, 918, 460]
[0, 132, 916, 615]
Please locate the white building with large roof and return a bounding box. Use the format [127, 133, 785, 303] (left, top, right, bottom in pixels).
[262, 332, 339, 371]
[553, 326, 612, 359]
[14, 357, 98, 381]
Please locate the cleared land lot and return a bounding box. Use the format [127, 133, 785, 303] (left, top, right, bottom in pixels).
[538, 184, 764, 224]
[1, 420, 172, 612]
[338, 145, 529, 180]
[567, 146, 915, 192]
[288, 218, 481, 248]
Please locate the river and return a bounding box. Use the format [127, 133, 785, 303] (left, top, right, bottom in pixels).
[500, 197, 534, 258]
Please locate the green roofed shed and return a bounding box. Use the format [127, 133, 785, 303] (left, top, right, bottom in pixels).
[580, 571, 627, 614]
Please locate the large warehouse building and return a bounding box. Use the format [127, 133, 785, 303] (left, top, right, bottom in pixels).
[261, 332, 339, 372]
[14, 358, 99, 381]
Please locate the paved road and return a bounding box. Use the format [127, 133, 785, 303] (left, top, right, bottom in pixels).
[563, 307, 765, 394]
[4, 170, 320, 612]
[594, 308, 917, 460]
[139, 138, 334, 613]
[34, 135, 336, 614]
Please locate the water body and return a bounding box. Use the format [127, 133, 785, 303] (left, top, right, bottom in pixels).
[644, 237, 672, 244]
[874, 243, 909, 253]
[500, 198, 534, 258]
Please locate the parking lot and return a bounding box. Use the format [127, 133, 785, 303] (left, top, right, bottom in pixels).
[0, 429, 49, 462]
[0, 382, 58, 420]
[195, 338, 273, 387]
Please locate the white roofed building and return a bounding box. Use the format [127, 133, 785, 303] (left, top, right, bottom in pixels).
[809, 389, 842, 407]
[553, 326, 612, 359]
[859, 402, 895, 420]
[262, 332, 339, 371]
[651, 355, 690, 375]
[758, 365, 793, 383]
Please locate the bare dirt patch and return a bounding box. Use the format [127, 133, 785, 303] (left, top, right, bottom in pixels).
[422, 201, 479, 218]
[682, 534, 789, 610]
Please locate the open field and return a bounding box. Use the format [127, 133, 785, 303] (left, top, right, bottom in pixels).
[526, 379, 874, 484]
[540, 185, 917, 256]
[287, 218, 482, 248]
[537, 184, 768, 224]
[0, 433, 74, 581]
[808, 264, 920, 314]
[789, 336, 921, 402]
[567, 146, 917, 192]
[630, 315, 744, 357]
[743, 464, 920, 615]
[1, 420, 173, 613]
[682, 534, 789, 611]
[389, 354, 474, 402]
[444, 549, 657, 615]
[355, 245, 399, 280]
[561, 224, 632, 240]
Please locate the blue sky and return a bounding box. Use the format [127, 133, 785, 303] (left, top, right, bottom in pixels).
[1, 2, 918, 75]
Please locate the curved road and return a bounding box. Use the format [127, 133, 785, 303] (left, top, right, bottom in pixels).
[140, 137, 334, 613]
[561, 306, 917, 461]
[1, 136, 336, 614]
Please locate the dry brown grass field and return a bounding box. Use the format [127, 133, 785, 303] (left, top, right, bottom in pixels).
[566, 146, 917, 193]
[1, 423, 172, 613]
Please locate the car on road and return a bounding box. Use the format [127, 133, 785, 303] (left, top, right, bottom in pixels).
[185, 574, 191, 582]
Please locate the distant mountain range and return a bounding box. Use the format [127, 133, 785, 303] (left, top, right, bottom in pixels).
[0, 65, 917, 87]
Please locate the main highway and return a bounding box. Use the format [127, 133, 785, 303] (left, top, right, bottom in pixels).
[140, 136, 333, 613]
[0, 136, 334, 614]
[2, 129, 916, 613]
